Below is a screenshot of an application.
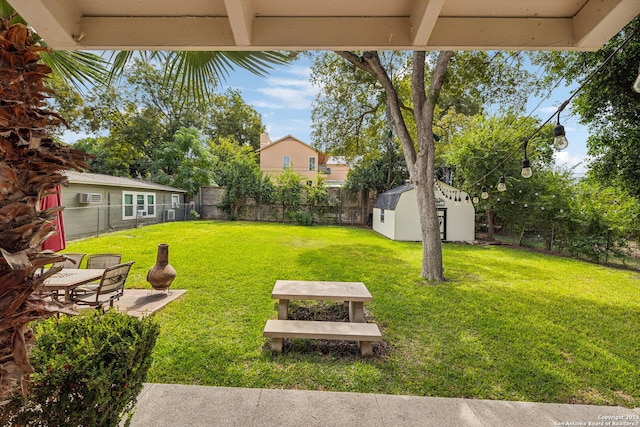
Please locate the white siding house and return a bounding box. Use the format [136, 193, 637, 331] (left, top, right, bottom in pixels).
[373, 181, 475, 242]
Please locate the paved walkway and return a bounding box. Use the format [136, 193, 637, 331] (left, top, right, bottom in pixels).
[129, 384, 640, 427]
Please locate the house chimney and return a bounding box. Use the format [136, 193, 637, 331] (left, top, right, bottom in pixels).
[260, 132, 271, 149]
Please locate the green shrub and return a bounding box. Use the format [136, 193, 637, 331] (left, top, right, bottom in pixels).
[3, 311, 160, 427]
[290, 210, 315, 226]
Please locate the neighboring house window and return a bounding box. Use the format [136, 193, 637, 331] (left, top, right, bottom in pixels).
[171, 194, 180, 209]
[283, 156, 290, 169]
[380, 209, 385, 223]
[123, 193, 134, 218]
[147, 194, 155, 216]
[123, 191, 157, 219]
[309, 157, 316, 171]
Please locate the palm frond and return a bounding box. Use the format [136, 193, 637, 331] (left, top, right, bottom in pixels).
[107, 51, 136, 85]
[39, 50, 108, 92]
[157, 50, 293, 104]
[0, 0, 23, 23]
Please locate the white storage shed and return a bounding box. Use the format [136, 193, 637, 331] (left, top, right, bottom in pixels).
[372, 181, 475, 242]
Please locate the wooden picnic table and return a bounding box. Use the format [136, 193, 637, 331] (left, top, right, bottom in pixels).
[43, 268, 105, 302]
[271, 280, 373, 323]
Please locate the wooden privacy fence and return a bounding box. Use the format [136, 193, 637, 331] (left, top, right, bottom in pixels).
[198, 186, 369, 226]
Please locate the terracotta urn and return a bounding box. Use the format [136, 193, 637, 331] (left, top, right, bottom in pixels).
[147, 243, 177, 290]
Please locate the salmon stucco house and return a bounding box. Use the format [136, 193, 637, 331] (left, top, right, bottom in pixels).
[258, 133, 349, 186]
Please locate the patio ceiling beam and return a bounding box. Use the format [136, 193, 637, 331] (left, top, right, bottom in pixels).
[13, 0, 81, 49]
[572, 0, 640, 48]
[427, 17, 580, 51]
[13, 6, 640, 52]
[224, 0, 254, 46]
[251, 17, 412, 50]
[72, 16, 592, 51]
[79, 17, 237, 50]
[410, 0, 446, 46]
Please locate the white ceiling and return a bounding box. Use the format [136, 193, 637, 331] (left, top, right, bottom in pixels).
[9, 0, 640, 51]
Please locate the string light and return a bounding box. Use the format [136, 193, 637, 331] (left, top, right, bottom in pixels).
[465, 24, 639, 195]
[497, 175, 507, 192]
[481, 186, 489, 199]
[553, 100, 569, 151]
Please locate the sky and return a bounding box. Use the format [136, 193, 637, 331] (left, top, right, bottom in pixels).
[221, 56, 318, 143]
[222, 54, 591, 176]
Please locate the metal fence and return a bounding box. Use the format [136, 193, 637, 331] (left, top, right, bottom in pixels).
[63, 202, 195, 241]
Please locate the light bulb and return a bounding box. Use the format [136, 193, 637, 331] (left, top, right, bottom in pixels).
[497, 175, 507, 192]
[464, 195, 469, 204]
[472, 193, 479, 204]
[521, 158, 532, 178]
[481, 185, 489, 199]
[553, 124, 569, 150]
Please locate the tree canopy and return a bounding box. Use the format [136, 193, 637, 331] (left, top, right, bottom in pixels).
[532, 17, 640, 197]
[66, 59, 265, 188]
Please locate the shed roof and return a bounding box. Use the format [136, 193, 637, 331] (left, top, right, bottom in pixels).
[373, 183, 414, 210]
[64, 171, 187, 193]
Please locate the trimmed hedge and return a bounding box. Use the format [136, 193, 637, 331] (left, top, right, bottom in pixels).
[3, 310, 160, 427]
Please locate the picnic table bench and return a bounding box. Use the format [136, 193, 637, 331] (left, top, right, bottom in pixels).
[264, 319, 382, 357]
[271, 280, 372, 322]
[264, 280, 382, 357]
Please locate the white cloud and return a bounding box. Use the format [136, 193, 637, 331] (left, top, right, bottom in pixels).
[540, 106, 558, 114]
[251, 65, 318, 111]
[554, 151, 588, 176]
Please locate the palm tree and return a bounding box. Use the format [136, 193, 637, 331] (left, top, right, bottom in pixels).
[0, 15, 87, 404]
[0, 3, 291, 404]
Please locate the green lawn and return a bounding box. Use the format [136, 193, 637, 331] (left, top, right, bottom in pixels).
[64, 221, 640, 407]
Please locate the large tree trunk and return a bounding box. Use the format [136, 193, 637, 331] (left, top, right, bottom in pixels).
[0, 18, 88, 404]
[409, 51, 452, 281]
[335, 50, 452, 282]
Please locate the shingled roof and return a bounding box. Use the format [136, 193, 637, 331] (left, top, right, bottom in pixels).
[64, 171, 187, 193]
[373, 183, 414, 210]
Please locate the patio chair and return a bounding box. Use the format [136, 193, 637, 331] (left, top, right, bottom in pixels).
[86, 253, 122, 269]
[51, 253, 86, 269]
[70, 261, 135, 309]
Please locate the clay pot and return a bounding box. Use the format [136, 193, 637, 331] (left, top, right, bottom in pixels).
[147, 243, 177, 290]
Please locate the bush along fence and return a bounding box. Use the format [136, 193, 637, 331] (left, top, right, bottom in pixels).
[475, 210, 640, 269]
[198, 186, 369, 226]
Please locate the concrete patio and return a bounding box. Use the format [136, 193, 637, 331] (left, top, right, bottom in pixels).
[78, 288, 186, 317]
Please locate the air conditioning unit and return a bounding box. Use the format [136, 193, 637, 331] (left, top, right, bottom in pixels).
[165, 209, 176, 221]
[78, 193, 103, 204]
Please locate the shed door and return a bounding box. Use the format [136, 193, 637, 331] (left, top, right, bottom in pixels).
[437, 208, 447, 241]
